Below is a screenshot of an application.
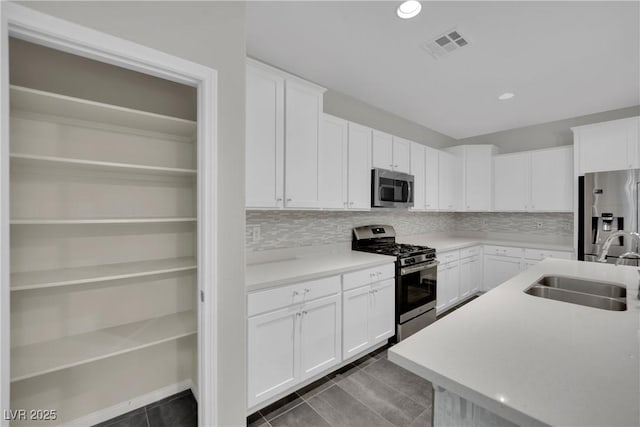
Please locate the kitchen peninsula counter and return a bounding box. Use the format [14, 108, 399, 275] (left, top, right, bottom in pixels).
[389, 259, 640, 427]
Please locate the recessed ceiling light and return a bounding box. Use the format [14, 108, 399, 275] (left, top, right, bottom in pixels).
[397, 1, 422, 19]
[498, 92, 515, 100]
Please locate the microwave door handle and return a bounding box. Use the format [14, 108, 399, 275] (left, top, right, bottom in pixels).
[407, 181, 412, 204]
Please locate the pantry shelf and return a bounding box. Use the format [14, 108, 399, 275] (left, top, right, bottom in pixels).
[11, 257, 197, 291]
[11, 310, 196, 382]
[10, 153, 197, 176]
[10, 217, 197, 225]
[10, 85, 197, 138]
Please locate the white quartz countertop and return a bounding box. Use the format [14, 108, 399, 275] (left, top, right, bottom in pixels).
[246, 250, 395, 291]
[396, 233, 574, 253]
[389, 259, 640, 427]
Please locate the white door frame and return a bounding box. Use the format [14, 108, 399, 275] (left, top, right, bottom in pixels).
[0, 3, 218, 426]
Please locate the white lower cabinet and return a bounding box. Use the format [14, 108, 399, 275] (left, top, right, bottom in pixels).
[247, 264, 394, 410]
[483, 245, 573, 290]
[247, 277, 341, 408]
[343, 278, 394, 359]
[459, 254, 482, 299]
[483, 254, 522, 291]
[437, 260, 460, 313]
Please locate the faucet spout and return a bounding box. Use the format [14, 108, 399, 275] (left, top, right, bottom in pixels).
[597, 231, 640, 263]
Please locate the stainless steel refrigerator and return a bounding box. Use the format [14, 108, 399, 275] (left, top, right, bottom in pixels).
[579, 169, 640, 265]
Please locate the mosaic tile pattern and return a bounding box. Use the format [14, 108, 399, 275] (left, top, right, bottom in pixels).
[246, 210, 455, 252]
[246, 210, 573, 252]
[455, 212, 573, 235]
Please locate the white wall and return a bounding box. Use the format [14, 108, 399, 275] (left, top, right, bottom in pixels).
[456, 105, 640, 153]
[324, 89, 456, 149]
[18, 1, 247, 425]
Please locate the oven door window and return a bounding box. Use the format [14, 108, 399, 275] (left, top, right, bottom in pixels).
[398, 266, 437, 314]
[379, 177, 409, 203]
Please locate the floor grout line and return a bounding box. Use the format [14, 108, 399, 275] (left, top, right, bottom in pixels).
[331, 380, 397, 427]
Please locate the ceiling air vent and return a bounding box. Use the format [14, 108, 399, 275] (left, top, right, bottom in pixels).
[422, 29, 471, 59]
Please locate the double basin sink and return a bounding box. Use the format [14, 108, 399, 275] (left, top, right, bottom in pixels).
[525, 276, 627, 311]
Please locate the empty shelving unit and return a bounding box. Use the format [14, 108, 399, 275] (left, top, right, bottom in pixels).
[8, 39, 199, 425]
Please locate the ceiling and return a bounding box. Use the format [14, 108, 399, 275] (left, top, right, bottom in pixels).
[246, 1, 640, 139]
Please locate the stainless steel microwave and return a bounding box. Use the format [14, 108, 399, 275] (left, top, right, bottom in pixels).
[371, 168, 414, 208]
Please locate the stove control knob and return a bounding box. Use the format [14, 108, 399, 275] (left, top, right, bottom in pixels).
[406, 257, 415, 265]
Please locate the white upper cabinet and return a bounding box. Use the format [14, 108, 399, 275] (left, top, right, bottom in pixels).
[347, 122, 373, 209]
[410, 142, 426, 210]
[246, 63, 284, 208]
[245, 59, 326, 210]
[284, 79, 325, 209]
[425, 146, 440, 210]
[573, 117, 640, 175]
[391, 136, 411, 173]
[494, 146, 573, 212]
[319, 114, 348, 209]
[448, 145, 498, 211]
[438, 150, 461, 211]
[530, 146, 573, 212]
[411, 143, 440, 211]
[372, 130, 394, 170]
[494, 152, 529, 211]
[371, 131, 411, 173]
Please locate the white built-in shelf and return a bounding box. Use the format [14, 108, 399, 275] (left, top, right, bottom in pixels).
[11, 310, 196, 382]
[11, 257, 197, 291]
[10, 153, 197, 176]
[10, 85, 197, 138]
[10, 217, 197, 225]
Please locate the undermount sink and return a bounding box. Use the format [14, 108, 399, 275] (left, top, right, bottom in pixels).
[524, 276, 627, 311]
[536, 276, 626, 298]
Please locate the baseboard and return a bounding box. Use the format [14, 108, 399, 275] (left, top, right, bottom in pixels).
[60, 379, 194, 427]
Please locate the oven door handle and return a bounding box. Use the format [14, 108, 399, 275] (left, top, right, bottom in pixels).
[400, 260, 439, 275]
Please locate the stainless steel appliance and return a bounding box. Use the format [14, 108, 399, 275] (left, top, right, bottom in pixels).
[352, 225, 437, 341]
[371, 168, 414, 208]
[579, 169, 640, 265]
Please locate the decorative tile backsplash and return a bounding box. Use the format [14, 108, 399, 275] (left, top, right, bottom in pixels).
[455, 212, 573, 235]
[246, 210, 456, 251]
[246, 210, 574, 252]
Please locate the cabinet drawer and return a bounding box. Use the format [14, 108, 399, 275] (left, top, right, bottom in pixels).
[460, 246, 481, 259]
[342, 263, 395, 291]
[437, 250, 460, 263]
[248, 275, 341, 317]
[484, 245, 522, 258]
[523, 248, 573, 261]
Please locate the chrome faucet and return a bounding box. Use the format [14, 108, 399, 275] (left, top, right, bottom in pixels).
[615, 251, 640, 265]
[597, 231, 640, 263]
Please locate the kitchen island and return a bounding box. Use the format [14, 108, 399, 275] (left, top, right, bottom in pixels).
[389, 259, 640, 427]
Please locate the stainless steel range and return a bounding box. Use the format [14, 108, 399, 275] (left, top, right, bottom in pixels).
[352, 225, 438, 341]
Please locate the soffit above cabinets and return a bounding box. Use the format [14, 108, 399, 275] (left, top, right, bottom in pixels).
[246, 1, 640, 139]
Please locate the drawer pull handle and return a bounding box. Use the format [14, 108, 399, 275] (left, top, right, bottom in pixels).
[293, 291, 299, 296]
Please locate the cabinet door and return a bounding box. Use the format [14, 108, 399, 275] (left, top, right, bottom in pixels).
[438, 151, 461, 211]
[246, 65, 284, 208]
[369, 279, 395, 344]
[319, 114, 348, 209]
[284, 79, 323, 208]
[483, 255, 522, 290]
[372, 130, 394, 170]
[342, 286, 371, 359]
[347, 123, 372, 209]
[464, 146, 494, 211]
[494, 153, 529, 211]
[469, 255, 482, 295]
[459, 258, 472, 300]
[425, 147, 439, 210]
[576, 118, 639, 174]
[530, 146, 573, 212]
[247, 307, 298, 407]
[299, 294, 341, 380]
[410, 142, 426, 210]
[392, 136, 411, 173]
[437, 262, 459, 313]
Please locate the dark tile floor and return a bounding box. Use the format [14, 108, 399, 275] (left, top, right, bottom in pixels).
[94, 389, 197, 427]
[247, 345, 434, 427]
